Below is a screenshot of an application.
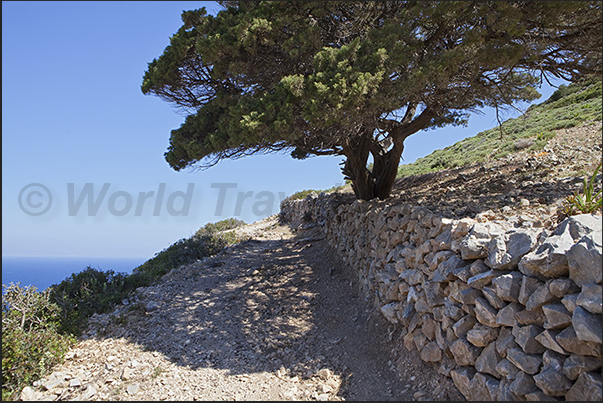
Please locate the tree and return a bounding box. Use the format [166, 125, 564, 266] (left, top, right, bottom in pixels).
[142, 1, 601, 200]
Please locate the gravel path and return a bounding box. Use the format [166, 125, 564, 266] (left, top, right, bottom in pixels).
[25, 216, 462, 401]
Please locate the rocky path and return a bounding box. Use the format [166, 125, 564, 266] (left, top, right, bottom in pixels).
[23, 216, 463, 401]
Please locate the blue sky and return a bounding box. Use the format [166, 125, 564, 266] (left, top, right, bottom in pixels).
[2, 1, 567, 259]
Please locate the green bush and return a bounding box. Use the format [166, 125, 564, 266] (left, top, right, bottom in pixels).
[48, 267, 145, 336]
[135, 219, 245, 281]
[2, 283, 76, 401]
[195, 217, 245, 237]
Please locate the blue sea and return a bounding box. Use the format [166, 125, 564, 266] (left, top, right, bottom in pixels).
[2, 256, 148, 293]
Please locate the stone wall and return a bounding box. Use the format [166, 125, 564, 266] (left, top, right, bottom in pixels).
[280, 192, 602, 401]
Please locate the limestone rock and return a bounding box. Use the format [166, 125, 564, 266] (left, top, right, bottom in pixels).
[450, 338, 482, 366]
[555, 326, 602, 357]
[567, 231, 602, 287]
[564, 371, 603, 401]
[533, 366, 572, 397]
[542, 303, 572, 330]
[492, 272, 523, 303]
[563, 354, 602, 381]
[507, 348, 543, 375]
[572, 306, 603, 343]
[576, 284, 603, 314]
[450, 366, 476, 400]
[513, 325, 547, 354]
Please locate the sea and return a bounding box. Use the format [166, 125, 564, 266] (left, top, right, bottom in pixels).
[2, 256, 148, 293]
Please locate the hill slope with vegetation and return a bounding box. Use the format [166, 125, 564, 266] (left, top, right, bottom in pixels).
[397, 77, 602, 178]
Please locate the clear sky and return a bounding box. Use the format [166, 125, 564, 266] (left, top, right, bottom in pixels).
[2, 1, 567, 259]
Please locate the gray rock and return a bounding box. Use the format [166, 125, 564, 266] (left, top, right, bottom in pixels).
[509, 370, 538, 399]
[430, 255, 465, 282]
[519, 229, 574, 278]
[421, 313, 437, 340]
[535, 329, 567, 355]
[563, 354, 603, 381]
[20, 386, 40, 401]
[519, 276, 544, 306]
[561, 293, 578, 313]
[496, 327, 519, 358]
[496, 377, 514, 400]
[567, 231, 602, 287]
[507, 348, 543, 375]
[475, 342, 503, 378]
[469, 372, 500, 401]
[548, 278, 580, 298]
[525, 281, 557, 311]
[452, 265, 473, 282]
[496, 358, 521, 379]
[450, 366, 476, 400]
[516, 307, 545, 327]
[513, 325, 547, 354]
[460, 222, 506, 260]
[444, 300, 465, 321]
[576, 284, 603, 314]
[380, 302, 399, 324]
[572, 305, 603, 343]
[555, 326, 602, 357]
[486, 229, 539, 270]
[456, 286, 482, 305]
[468, 269, 503, 290]
[542, 349, 566, 369]
[398, 268, 424, 285]
[542, 303, 572, 329]
[450, 338, 482, 366]
[496, 302, 522, 327]
[145, 300, 161, 311]
[482, 286, 506, 309]
[420, 340, 442, 362]
[564, 371, 602, 401]
[492, 272, 523, 302]
[475, 297, 499, 327]
[81, 384, 97, 400]
[557, 214, 601, 240]
[533, 366, 572, 397]
[467, 323, 499, 347]
[452, 315, 477, 338]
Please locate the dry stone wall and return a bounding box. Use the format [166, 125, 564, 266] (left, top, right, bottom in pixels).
[280, 192, 602, 401]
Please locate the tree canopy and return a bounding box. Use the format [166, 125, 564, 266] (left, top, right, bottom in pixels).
[142, 1, 602, 200]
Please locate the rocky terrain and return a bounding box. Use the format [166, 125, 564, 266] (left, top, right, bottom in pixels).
[20, 121, 601, 401]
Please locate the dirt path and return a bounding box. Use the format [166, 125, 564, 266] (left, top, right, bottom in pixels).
[25, 216, 463, 401]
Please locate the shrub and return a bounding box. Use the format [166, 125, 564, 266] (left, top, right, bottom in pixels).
[562, 162, 603, 216]
[2, 283, 76, 401]
[195, 217, 245, 237]
[48, 267, 142, 335]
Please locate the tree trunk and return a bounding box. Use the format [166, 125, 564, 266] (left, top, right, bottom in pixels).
[373, 142, 404, 200]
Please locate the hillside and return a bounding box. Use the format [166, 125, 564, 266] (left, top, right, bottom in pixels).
[14, 77, 602, 401]
[397, 77, 602, 179]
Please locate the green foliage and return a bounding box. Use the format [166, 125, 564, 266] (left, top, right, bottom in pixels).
[286, 189, 318, 201]
[134, 218, 244, 282]
[48, 267, 145, 336]
[397, 77, 603, 178]
[562, 162, 603, 216]
[144, 1, 601, 200]
[195, 217, 245, 236]
[2, 284, 76, 401]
